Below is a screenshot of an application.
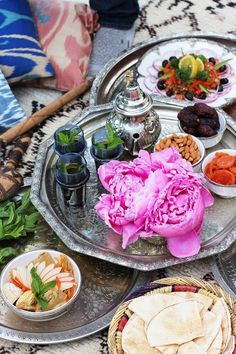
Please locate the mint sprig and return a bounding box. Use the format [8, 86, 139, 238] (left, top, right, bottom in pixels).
[31, 267, 56, 310]
[94, 124, 123, 149]
[56, 128, 81, 146]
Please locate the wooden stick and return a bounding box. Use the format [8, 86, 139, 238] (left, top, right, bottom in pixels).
[0, 79, 93, 145]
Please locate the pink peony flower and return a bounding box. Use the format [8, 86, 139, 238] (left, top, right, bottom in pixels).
[95, 148, 214, 258]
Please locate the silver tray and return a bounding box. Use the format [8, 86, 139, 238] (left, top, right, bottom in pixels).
[31, 103, 236, 271]
[211, 242, 236, 300]
[0, 219, 149, 344]
[90, 31, 236, 106]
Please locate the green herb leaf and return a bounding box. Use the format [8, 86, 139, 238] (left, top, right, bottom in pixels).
[199, 84, 210, 94]
[0, 247, 17, 264]
[170, 58, 179, 69]
[56, 128, 81, 146]
[196, 70, 209, 81]
[213, 58, 232, 70]
[31, 267, 44, 294]
[35, 294, 48, 310]
[57, 162, 68, 174]
[159, 72, 173, 79]
[197, 55, 207, 62]
[175, 67, 192, 83]
[41, 280, 56, 294]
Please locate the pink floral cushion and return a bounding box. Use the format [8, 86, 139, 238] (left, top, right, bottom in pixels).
[29, 1, 99, 91]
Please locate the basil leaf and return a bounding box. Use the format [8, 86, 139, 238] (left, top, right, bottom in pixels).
[41, 280, 56, 294]
[0, 247, 17, 264]
[31, 267, 43, 294]
[36, 294, 48, 310]
[213, 58, 232, 70]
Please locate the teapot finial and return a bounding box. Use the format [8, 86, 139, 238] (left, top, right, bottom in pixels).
[125, 69, 135, 87]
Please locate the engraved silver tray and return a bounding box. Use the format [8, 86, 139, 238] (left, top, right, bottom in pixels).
[0, 218, 150, 344]
[211, 242, 236, 300]
[31, 103, 236, 271]
[90, 31, 236, 106]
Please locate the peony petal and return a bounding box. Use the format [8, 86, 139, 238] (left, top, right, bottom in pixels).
[122, 223, 141, 248]
[201, 187, 214, 208]
[167, 227, 201, 258]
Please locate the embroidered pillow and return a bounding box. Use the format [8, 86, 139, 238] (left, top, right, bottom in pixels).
[0, 69, 26, 132]
[29, 1, 99, 91]
[0, 0, 54, 83]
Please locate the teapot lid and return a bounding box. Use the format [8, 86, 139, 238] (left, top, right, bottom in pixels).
[113, 69, 153, 116]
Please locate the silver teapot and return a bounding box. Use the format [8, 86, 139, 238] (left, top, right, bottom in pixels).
[107, 70, 161, 156]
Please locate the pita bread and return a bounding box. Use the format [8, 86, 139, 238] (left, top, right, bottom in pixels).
[207, 328, 222, 354]
[211, 298, 231, 352]
[194, 310, 221, 351]
[177, 341, 205, 354]
[156, 345, 178, 354]
[170, 292, 213, 314]
[223, 335, 235, 354]
[128, 294, 195, 324]
[122, 314, 161, 354]
[146, 301, 204, 346]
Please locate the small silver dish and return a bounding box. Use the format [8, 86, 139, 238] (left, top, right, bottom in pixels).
[0, 249, 82, 321]
[178, 110, 227, 149]
[202, 149, 236, 198]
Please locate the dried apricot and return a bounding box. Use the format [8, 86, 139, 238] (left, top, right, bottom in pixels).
[211, 169, 235, 185]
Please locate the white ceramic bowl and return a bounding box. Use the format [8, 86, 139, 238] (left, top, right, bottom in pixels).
[178, 110, 227, 149]
[0, 249, 82, 321]
[154, 133, 205, 172]
[202, 149, 236, 198]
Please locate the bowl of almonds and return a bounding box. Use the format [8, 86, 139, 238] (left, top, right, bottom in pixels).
[154, 133, 205, 172]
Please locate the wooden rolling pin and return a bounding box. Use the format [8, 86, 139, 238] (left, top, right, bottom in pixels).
[0, 79, 93, 145]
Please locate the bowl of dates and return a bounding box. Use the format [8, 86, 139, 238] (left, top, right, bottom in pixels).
[177, 103, 226, 149]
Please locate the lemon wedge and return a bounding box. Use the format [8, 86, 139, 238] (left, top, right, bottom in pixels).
[179, 55, 198, 79]
[196, 57, 204, 72]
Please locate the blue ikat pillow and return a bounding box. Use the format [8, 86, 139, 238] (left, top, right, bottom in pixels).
[0, 0, 54, 83]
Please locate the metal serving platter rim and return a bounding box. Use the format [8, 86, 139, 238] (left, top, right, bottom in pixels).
[31, 102, 236, 271]
[0, 249, 149, 344]
[90, 31, 236, 107]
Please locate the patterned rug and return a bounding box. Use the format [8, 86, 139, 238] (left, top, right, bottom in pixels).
[5, 0, 235, 352]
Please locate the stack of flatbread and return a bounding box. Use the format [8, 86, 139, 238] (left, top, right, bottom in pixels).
[121, 292, 235, 354]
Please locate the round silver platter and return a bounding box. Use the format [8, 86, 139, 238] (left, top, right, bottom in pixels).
[31, 103, 236, 271]
[90, 31, 236, 107]
[0, 219, 151, 344]
[211, 242, 236, 300]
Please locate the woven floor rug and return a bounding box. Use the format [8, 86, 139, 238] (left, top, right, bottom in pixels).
[4, 0, 235, 353]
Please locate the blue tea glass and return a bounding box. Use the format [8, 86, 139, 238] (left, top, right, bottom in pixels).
[54, 124, 86, 156]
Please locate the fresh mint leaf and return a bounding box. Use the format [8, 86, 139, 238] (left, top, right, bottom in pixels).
[35, 294, 48, 310]
[214, 58, 232, 70]
[105, 124, 123, 148]
[57, 162, 68, 174]
[56, 128, 81, 146]
[175, 68, 192, 83]
[41, 280, 56, 294]
[196, 70, 209, 81]
[0, 247, 17, 264]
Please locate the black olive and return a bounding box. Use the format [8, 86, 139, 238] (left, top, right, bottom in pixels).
[219, 65, 226, 73]
[166, 90, 173, 97]
[162, 59, 169, 67]
[157, 80, 165, 90]
[220, 78, 229, 85]
[209, 57, 216, 64]
[218, 84, 224, 92]
[184, 92, 194, 101]
[158, 70, 164, 78]
[169, 56, 177, 61]
[198, 92, 207, 100]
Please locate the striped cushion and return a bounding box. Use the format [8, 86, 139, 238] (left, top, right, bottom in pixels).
[0, 69, 26, 131]
[0, 0, 54, 83]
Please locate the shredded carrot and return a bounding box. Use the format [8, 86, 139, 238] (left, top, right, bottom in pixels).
[56, 277, 61, 290]
[11, 277, 29, 292]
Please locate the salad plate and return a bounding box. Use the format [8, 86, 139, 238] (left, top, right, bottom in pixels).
[90, 32, 236, 107]
[0, 220, 149, 344]
[31, 103, 236, 271]
[137, 38, 236, 108]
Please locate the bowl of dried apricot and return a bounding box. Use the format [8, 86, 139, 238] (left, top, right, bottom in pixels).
[154, 133, 205, 172]
[202, 149, 236, 198]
